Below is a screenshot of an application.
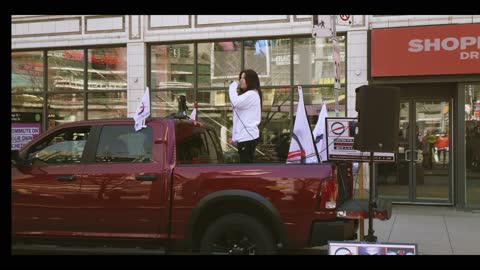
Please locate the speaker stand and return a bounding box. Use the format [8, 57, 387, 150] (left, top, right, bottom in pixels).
[365, 151, 378, 242]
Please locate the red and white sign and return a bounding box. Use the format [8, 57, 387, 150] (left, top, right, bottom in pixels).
[337, 15, 352, 26]
[371, 24, 480, 77]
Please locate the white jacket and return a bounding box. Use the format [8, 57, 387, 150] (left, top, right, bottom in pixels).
[228, 81, 261, 143]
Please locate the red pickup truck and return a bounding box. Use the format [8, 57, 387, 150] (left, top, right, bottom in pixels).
[11, 117, 391, 255]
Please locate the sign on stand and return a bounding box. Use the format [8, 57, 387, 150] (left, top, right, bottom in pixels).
[329, 241, 417, 255]
[325, 117, 395, 162]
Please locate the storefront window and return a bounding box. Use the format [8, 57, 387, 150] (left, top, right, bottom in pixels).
[150, 44, 195, 90]
[245, 39, 290, 86]
[293, 36, 346, 85]
[87, 91, 127, 119]
[146, 36, 346, 163]
[87, 47, 127, 90]
[47, 93, 84, 129]
[12, 51, 44, 93]
[465, 83, 480, 206]
[48, 49, 84, 91]
[197, 41, 242, 88]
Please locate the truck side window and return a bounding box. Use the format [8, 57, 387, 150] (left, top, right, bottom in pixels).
[176, 125, 218, 164]
[205, 130, 218, 161]
[27, 126, 91, 165]
[95, 125, 152, 163]
[207, 129, 221, 156]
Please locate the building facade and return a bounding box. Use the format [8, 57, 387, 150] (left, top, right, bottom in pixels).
[11, 15, 480, 209]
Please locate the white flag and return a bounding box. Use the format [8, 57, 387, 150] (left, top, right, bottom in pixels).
[312, 103, 327, 162]
[287, 86, 319, 164]
[189, 102, 198, 121]
[133, 87, 150, 131]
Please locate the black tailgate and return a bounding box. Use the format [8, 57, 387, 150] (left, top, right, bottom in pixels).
[335, 198, 392, 220]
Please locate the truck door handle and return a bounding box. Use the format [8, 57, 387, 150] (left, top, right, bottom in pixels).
[135, 175, 157, 181]
[56, 176, 76, 182]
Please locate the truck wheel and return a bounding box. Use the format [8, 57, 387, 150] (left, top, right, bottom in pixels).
[200, 213, 276, 255]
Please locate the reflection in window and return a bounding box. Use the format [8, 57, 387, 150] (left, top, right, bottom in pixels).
[151, 90, 195, 117]
[294, 36, 346, 85]
[151, 44, 195, 90]
[465, 83, 480, 206]
[95, 125, 152, 163]
[245, 39, 290, 86]
[88, 92, 127, 119]
[88, 47, 127, 90]
[301, 86, 346, 117]
[48, 93, 84, 129]
[48, 49, 85, 91]
[12, 94, 44, 113]
[244, 39, 269, 76]
[27, 127, 90, 165]
[11, 51, 44, 93]
[196, 41, 242, 88]
[258, 88, 292, 162]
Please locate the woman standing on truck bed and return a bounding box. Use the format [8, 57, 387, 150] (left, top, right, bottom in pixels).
[228, 69, 262, 163]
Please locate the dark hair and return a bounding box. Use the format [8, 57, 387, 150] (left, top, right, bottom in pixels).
[239, 69, 262, 106]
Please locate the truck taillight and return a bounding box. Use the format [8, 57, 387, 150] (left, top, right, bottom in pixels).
[317, 166, 338, 210]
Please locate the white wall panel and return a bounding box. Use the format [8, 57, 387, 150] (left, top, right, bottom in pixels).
[12, 17, 81, 37]
[85, 16, 124, 33]
[196, 15, 288, 26]
[149, 15, 190, 29]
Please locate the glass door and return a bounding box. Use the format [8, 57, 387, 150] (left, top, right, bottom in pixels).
[377, 99, 452, 204]
[414, 100, 451, 202]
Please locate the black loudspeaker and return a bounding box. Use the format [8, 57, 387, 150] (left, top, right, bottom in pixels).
[353, 85, 400, 152]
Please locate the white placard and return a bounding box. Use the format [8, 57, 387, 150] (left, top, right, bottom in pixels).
[329, 241, 417, 255]
[325, 117, 395, 162]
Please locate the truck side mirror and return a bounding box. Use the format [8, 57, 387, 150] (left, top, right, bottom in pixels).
[154, 139, 167, 144]
[11, 150, 22, 166]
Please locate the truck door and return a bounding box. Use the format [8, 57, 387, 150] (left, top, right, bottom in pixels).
[12, 126, 91, 235]
[80, 122, 168, 239]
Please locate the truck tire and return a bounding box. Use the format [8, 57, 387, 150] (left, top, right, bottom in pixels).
[200, 213, 276, 255]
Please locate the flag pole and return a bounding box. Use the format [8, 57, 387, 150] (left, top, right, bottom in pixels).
[145, 86, 151, 124]
[332, 15, 341, 117]
[146, 86, 151, 126]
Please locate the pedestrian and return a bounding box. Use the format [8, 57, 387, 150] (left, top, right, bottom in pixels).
[228, 69, 262, 163]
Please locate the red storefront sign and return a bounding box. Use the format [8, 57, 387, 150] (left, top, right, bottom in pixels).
[371, 24, 480, 77]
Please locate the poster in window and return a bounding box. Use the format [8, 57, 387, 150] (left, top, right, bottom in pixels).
[11, 112, 42, 150]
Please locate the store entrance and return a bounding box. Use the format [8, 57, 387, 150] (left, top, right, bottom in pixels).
[377, 86, 454, 204]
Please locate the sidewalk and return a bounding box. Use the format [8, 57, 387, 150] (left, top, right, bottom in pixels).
[357, 204, 480, 255]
